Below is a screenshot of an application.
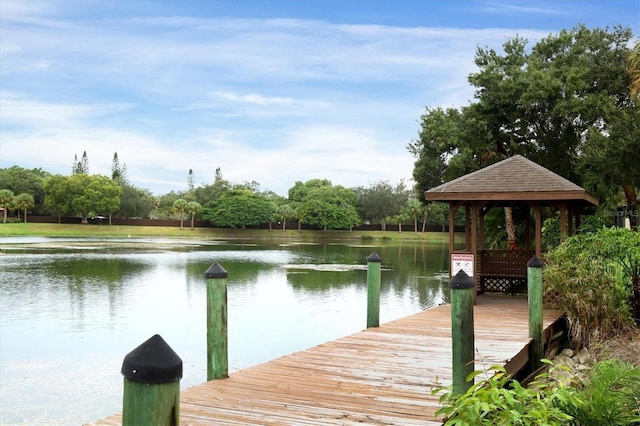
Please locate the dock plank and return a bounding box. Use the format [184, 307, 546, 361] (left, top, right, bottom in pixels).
[87, 295, 562, 425]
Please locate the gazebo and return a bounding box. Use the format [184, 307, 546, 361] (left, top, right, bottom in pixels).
[425, 155, 598, 295]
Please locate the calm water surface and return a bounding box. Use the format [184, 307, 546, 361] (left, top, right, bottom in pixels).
[0, 236, 450, 425]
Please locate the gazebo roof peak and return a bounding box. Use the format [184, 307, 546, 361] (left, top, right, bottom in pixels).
[425, 155, 598, 205]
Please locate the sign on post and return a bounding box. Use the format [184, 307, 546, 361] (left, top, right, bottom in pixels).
[451, 253, 474, 279]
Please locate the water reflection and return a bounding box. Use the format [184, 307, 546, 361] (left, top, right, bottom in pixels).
[0, 237, 450, 425]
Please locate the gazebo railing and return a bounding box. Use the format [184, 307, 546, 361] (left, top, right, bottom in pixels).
[477, 249, 535, 295]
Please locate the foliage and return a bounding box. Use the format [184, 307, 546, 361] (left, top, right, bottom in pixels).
[275, 203, 297, 230]
[433, 364, 573, 425]
[401, 198, 425, 232]
[115, 180, 156, 219]
[579, 101, 640, 229]
[409, 25, 636, 236]
[43, 174, 122, 223]
[556, 359, 640, 425]
[541, 214, 610, 251]
[288, 179, 332, 203]
[202, 191, 272, 229]
[0, 189, 14, 223]
[172, 198, 188, 228]
[544, 227, 640, 348]
[12, 193, 35, 223]
[0, 166, 48, 214]
[434, 360, 640, 426]
[353, 180, 410, 230]
[72, 151, 89, 174]
[185, 201, 202, 229]
[297, 184, 360, 230]
[628, 40, 640, 96]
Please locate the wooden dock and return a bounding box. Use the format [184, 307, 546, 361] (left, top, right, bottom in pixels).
[88, 295, 563, 425]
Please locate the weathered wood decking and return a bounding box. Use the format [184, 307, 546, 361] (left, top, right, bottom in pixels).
[89, 295, 563, 425]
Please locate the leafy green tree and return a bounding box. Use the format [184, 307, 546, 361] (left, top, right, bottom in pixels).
[116, 182, 156, 218]
[288, 179, 332, 203]
[43, 174, 70, 221]
[0, 189, 14, 223]
[297, 185, 360, 231]
[51, 174, 121, 223]
[185, 201, 202, 229]
[202, 191, 272, 228]
[13, 193, 35, 223]
[354, 180, 409, 230]
[579, 103, 640, 229]
[0, 166, 47, 214]
[173, 198, 188, 229]
[410, 25, 636, 244]
[193, 167, 231, 206]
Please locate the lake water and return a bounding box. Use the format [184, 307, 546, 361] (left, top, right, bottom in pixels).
[0, 236, 451, 425]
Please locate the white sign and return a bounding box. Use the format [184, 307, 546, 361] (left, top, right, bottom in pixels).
[451, 253, 474, 278]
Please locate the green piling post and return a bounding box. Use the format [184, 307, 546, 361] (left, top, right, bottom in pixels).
[450, 270, 475, 395]
[121, 334, 182, 426]
[366, 252, 382, 328]
[205, 262, 228, 380]
[527, 256, 544, 371]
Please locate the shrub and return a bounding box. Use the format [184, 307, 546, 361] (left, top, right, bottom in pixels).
[433, 360, 640, 426]
[556, 359, 640, 425]
[544, 227, 639, 348]
[433, 364, 574, 425]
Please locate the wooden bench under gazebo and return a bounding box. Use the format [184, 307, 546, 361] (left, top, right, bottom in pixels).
[425, 155, 598, 295]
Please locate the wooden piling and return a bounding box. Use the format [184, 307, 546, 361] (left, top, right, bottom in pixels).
[366, 252, 382, 328]
[527, 256, 544, 371]
[450, 270, 475, 395]
[205, 263, 229, 380]
[121, 334, 182, 426]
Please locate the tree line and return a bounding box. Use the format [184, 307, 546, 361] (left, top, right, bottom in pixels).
[0, 159, 451, 230]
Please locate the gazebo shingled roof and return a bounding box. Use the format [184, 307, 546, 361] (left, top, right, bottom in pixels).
[426, 155, 598, 205]
[424, 155, 598, 296]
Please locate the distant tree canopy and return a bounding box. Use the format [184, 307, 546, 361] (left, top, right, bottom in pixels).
[409, 25, 638, 230]
[44, 174, 121, 223]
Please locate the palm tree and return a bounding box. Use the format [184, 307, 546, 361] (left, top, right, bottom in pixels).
[13, 193, 35, 223]
[403, 199, 425, 233]
[276, 204, 296, 231]
[0, 189, 14, 224]
[185, 201, 202, 229]
[172, 198, 188, 229]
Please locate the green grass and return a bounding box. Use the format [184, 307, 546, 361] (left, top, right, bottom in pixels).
[0, 222, 451, 243]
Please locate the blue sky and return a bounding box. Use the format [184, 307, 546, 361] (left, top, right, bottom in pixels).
[1, 1, 638, 196]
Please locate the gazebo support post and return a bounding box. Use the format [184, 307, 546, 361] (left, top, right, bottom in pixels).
[465, 205, 471, 250]
[559, 203, 567, 242]
[534, 204, 542, 258]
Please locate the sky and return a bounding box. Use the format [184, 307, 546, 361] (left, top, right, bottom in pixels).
[1, 1, 638, 196]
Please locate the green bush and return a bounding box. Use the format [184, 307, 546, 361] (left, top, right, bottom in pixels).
[433, 360, 640, 425]
[544, 227, 639, 348]
[433, 364, 573, 425]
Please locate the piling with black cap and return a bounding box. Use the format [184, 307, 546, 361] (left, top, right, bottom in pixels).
[366, 252, 382, 328]
[450, 270, 475, 395]
[121, 334, 182, 425]
[527, 256, 544, 371]
[205, 262, 228, 380]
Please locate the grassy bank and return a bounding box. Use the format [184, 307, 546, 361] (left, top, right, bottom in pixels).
[0, 222, 451, 243]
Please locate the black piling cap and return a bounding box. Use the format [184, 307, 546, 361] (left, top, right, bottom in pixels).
[450, 270, 475, 289]
[205, 262, 228, 279]
[527, 256, 544, 268]
[121, 334, 183, 384]
[367, 252, 382, 263]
